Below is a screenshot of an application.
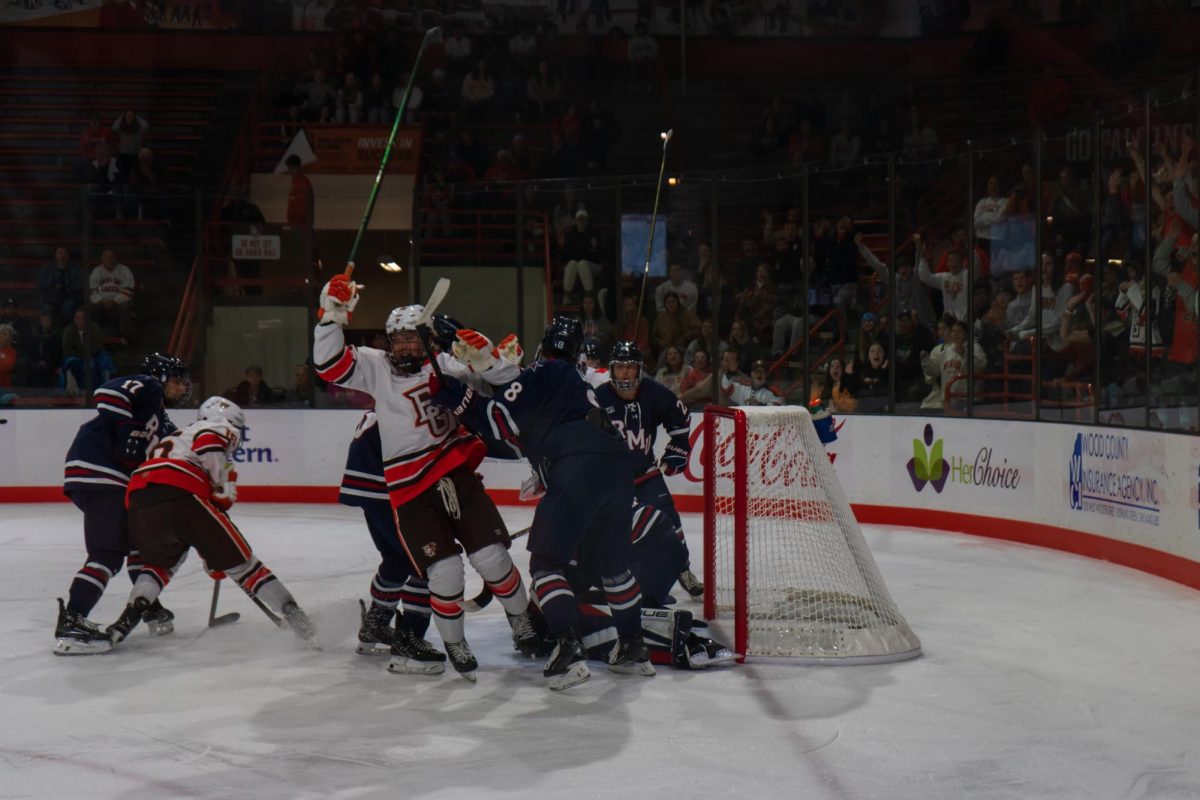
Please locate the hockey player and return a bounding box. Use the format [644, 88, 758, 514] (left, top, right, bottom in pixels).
[107, 397, 319, 649]
[430, 316, 654, 691]
[596, 340, 705, 600]
[53, 352, 190, 655]
[338, 409, 439, 666]
[314, 274, 539, 681]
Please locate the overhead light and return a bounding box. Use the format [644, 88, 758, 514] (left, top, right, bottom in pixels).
[667, 176, 680, 186]
[379, 257, 403, 273]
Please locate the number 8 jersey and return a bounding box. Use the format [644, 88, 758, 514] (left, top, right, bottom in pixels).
[313, 321, 486, 507]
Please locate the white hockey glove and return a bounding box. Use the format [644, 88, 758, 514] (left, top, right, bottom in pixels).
[519, 470, 546, 502]
[497, 334, 524, 366]
[211, 470, 238, 512]
[318, 274, 360, 326]
[451, 329, 499, 373]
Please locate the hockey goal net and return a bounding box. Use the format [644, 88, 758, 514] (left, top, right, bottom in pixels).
[703, 405, 921, 664]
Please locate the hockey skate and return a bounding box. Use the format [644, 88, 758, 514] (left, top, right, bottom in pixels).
[677, 569, 705, 599]
[53, 598, 112, 656]
[507, 610, 545, 658]
[141, 599, 175, 637]
[607, 634, 656, 676]
[445, 640, 478, 682]
[355, 599, 395, 656]
[388, 627, 447, 675]
[684, 621, 737, 668]
[107, 597, 151, 645]
[281, 601, 321, 650]
[543, 629, 590, 691]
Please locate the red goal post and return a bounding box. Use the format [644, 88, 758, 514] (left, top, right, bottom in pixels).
[702, 404, 922, 665]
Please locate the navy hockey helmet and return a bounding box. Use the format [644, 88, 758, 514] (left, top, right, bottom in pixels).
[540, 314, 584, 361]
[430, 313, 465, 353]
[608, 340, 644, 392]
[142, 352, 189, 384]
[580, 337, 603, 364]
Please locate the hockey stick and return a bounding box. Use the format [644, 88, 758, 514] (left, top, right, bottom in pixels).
[463, 525, 531, 612]
[248, 591, 287, 629]
[633, 129, 674, 335]
[415, 277, 451, 380]
[344, 26, 443, 277]
[207, 579, 241, 627]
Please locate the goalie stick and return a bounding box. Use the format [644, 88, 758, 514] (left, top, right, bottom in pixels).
[462, 525, 531, 612]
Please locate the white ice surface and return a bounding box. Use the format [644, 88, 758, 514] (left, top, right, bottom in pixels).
[2, 503, 1200, 800]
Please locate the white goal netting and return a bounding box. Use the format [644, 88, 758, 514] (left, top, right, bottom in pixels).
[704, 405, 921, 664]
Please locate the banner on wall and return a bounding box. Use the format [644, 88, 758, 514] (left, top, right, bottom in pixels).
[274, 127, 423, 176]
[1066, 429, 1165, 529]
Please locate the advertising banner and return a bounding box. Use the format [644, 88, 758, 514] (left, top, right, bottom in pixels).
[296, 127, 423, 176]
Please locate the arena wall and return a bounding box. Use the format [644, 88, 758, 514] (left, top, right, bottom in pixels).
[2, 409, 1197, 590]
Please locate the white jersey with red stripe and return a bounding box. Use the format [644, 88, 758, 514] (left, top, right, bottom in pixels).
[313, 321, 486, 506]
[583, 365, 610, 388]
[127, 419, 239, 501]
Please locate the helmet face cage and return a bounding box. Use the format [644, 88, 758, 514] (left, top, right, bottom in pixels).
[385, 305, 426, 374]
[197, 396, 245, 444]
[608, 340, 643, 392]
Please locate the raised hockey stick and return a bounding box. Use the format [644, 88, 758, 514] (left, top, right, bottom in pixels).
[463, 525, 531, 612]
[344, 26, 443, 277]
[207, 579, 241, 627]
[415, 277, 451, 380]
[633, 129, 674, 335]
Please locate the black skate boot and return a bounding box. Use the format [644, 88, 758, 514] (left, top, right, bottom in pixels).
[107, 597, 151, 645]
[445, 639, 478, 682]
[53, 598, 113, 656]
[141, 599, 175, 637]
[507, 610, 544, 658]
[608, 633, 656, 676]
[684, 621, 738, 668]
[677, 569, 704, 599]
[281, 601, 321, 650]
[388, 627, 447, 675]
[543, 628, 590, 691]
[356, 599, 395, 656]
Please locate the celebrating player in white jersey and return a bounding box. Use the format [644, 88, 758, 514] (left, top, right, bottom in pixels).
[313, 273, 539, 681]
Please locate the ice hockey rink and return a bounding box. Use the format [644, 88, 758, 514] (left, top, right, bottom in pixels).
[4, 502, 1200, 800]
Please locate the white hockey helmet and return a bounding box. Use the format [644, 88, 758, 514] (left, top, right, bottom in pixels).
[385, 305, 426, 336]
[197, 396, 246, 430]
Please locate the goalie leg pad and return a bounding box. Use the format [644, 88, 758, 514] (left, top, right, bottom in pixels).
[640, 607, 693, 668]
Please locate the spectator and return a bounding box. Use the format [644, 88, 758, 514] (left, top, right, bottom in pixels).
[655, 345, 688, 395]
[391, 72, 424, 124]
[78, 113, 114, 163]
[335, 73, 364, 123]
[915, 233, 967, 322]
[1005, 270, 1033, 332]
[298, 69, 335, 122]
[526, 60, 563, 122]
[1152, 225, 1199, 390]
[61, 309, 112, 394]
[734, 263, 776, 341]
[975, 289, 1012, 375]
[575, 292, 614, 348]
[726, 360, 783, 406]
[0, 298, 34, 351]
[617, 293, 651, 352]
[126, 147, 166, 220]
[627, 22, 658, 95]
[581, 99, 619, 172]
[420, 168, 455, 239]
[363, 73, 390, 124]
[286, 154, 316, 280]
[719, 318, 762, 374]
[828, 119, 862, 168]
[652, 291, 700, 360]
[654, 262, 699, 313]
[974, 175, 1008, 258]
[678, 348, 713, 408]
[1050, 166, 1093, 256]
[560, 208, 605, 301]
[851, 311, 880, 367]
[1058, 286, 1097, 382]
[0, 324, 17, 388]
[845, 342, 888, 399]
[286, 364, 318, 407]
[892, 312, 936, 403]
[461, 60, 495, 122]
[111, 110, 149, 178]
[685, 317, 715, 365]
[88, 249, 135, 339]
[856, 234, 936, 326]
[279, 104, 303, 140]
[717, 347, 751, 401]
[25, 311, 62, 389]
[225, 365, 275, 407]
[812, 357, 856, 414]
[508, 27, 540, 72]
[36, 247, 83, 327]
[1010, 252, 1076, 347]
[922, 318, 986, 411]
[443, 27, 474, 79]
[79, 140, 123, 219]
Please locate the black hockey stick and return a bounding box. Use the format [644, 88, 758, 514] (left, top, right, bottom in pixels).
[207, 579, 241, 627]
[463, 525, 531, 612]
[248, 591, 287, 629]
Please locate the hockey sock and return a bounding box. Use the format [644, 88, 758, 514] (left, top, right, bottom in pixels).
[530, 569, 577, 636]
[127, 549, 146, 587]
[466, 543, 530, 616]
[229, 558, 292, 614]
[368, 569, 404, 625]
[399, 577, 432, 638]
[576, 600, 619, 659]
[601, 570, 644, 637]
[66, 552, 122, 616]
[426, 556, 465, 644]
[129, 572, 164, 605]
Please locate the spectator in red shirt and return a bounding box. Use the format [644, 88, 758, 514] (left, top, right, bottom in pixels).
[286, 155, 316, 280]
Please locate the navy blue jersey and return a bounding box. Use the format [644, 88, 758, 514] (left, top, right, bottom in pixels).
[64, 374, 177, 494]
[474, 358, 626, 470]
[338, 412, 389, 508]
[595, 377, 691, 479]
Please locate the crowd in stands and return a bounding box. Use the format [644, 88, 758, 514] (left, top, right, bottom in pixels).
[77, 110, 169, 222]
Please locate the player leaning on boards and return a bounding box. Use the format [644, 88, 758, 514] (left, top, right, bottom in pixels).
[313, 273, 540, 681]
[54, 353, 190, 656]
[106, 397, 319, 650]
[429, 316, 655, 691]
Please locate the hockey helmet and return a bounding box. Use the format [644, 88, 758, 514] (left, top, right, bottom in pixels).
[197, 396, 246, 431]
[430, 313, 465, 353]
[540, 314, 583, 361]
[608, 340, 644, 392]
[385, 305, 426, 374]
[142, 352, 191, 402]
[580, 337, 603, 364]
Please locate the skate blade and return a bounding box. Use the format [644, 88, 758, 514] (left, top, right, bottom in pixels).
[455, 669, 478, 683]
[355, 641, 392, 656]
[608, 660, 656, 676]
[53, 637, 113, 656]
[687, 649, 739, 669]
[387, 657, 446, 675]
[547, 662, 591, 691]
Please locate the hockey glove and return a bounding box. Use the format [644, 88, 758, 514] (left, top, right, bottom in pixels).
[429, 375, 478, 418]
[659, 439, 689, 476]
[211, 480, 237, 512]
[117, 427, 151, 464]
[519, 470, 546, 502]
[497, 334, 524, 366]
[318, 274, 360, 326]
[451, 329, 499, 373]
